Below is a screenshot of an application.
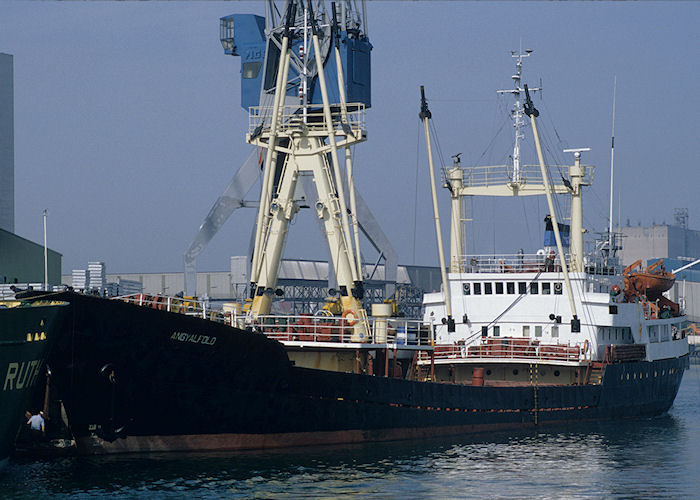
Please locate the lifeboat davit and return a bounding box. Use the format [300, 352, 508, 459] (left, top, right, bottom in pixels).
[623, 259, 675, 301]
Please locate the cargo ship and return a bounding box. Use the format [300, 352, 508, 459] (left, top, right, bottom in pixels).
[6, 2, 689, 455]
[12, 266, 688, 455]
[0, 299, 68, 467]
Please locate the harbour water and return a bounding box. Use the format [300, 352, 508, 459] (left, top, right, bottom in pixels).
[2, 366, 700, 499]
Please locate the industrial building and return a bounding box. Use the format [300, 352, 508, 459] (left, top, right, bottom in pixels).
[0, 53, 14, 233]
[1, 228, 61, 285]
[0, 52, 63, 292]
[619, 210, 699, 323]
[620, 210, 700, 267]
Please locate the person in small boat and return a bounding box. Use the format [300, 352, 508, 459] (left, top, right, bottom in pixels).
[27, 411, 45, 444]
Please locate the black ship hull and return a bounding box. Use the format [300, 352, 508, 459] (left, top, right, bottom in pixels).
[0, 301, 68, 466]
[33, 292, 687, 454]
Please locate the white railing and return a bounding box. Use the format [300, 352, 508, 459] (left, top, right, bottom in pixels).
[248, 103, 365, 137]
[422, 339, 583, 364]
[460, 164, 594, 188]
[118, 294, 226, 322]
[459, 253, 570, 273]
[117, 294, 432, 347]
[251, 313, 431, 346]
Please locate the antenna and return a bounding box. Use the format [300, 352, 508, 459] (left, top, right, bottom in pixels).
[496, 47, 541, 184]
[563, 147, 591, 157]
[608, 76, 617, 249]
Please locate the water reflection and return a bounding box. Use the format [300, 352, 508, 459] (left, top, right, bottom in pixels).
[3, 367, 700, 499]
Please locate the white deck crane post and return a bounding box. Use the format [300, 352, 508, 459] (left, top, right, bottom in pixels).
[246, 0, 369, 341]
[523, 84, 581, 332]
[330, 2, 363, 277]
[420, 86, 455, 333]
[249, 3, 296, 294]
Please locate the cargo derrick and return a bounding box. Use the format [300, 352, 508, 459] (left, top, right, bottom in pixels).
[246, 2, 369, 340]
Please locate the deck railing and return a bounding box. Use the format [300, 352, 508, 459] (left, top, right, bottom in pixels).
[118, 294, 226, 322]
[248, 103, 366, 138]
[422, 338, 582, 363]
[252, 313, 431, 346]
[460, 164, 594, 189]
[117, 294, 431, 346]
[459, 253, 570, 273]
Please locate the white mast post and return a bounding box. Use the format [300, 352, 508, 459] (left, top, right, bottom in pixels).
[608, 76, 617, 251]
[309, 3, 360, 288]
[250, 3, 295, 297]
[524, 85, 580, 330]
[43, 209, 48, 291]
[497, 48, 539, 187]
[420, 86, 454, 332]
[331, 3, 363, 277]
[563, 147, 591, 273]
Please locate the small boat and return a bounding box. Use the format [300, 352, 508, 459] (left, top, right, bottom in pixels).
[623, 259, 676, 301]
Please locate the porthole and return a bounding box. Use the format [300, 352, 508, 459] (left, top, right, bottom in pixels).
[512, 369, 519, 376]
[620, 374, 624, 381]
[633, 373, 637, 380]
[626, 373, 630, 380]
[654, 371, 658, 377]
[554, 370, 560, 377]
[662, 370, 665, 376]
[486, 369, 492, 376]
[646, 372, 649, 378]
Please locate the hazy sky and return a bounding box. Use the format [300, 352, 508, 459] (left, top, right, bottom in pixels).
[1, 1, 698, 275]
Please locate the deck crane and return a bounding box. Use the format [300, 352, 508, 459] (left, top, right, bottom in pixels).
[243, 0, 369, 338]
[183, 0, 398, 311]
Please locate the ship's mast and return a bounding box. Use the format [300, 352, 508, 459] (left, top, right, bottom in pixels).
[607, 76, 617, 254]
[525, 87, 580, 332]
[496, 48, 540, 185]
[420, 86, 455, 332]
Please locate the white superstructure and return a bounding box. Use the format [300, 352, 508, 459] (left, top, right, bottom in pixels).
[422, 51, 688, 367]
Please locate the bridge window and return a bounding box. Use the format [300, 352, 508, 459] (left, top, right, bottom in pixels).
[535, 326, 542, 337]
[660, 324, 670, 342]
[542, 282, 551, 294]
[522, 325, 530, 337]
[473, 283, 482, 295]
[648, 325, 659, 343]
[551, 326, 559, 338]
[496, 282, 504, 294]
[484, 283, 493, 294]
[462, 283, 470, 295]
[507, 282, 515, 294]
[518, 282, 527, 294]
[493, 326, 500, 337]
[530, 282, 539, 294]
[554, 283, 563, 295]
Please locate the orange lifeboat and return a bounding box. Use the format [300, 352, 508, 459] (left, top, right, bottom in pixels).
[623, 259, 675, 301]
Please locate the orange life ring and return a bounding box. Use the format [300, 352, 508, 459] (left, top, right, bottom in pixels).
[342, 310, 357, 326]
[582, 339, 590, 355]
